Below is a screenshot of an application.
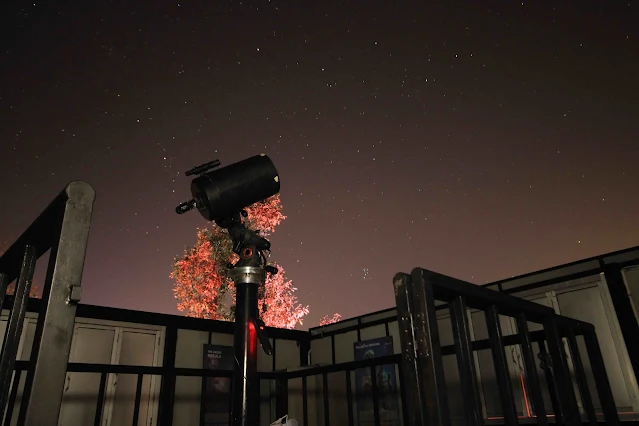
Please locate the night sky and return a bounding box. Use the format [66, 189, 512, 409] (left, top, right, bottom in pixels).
[1, 1, 638, 328]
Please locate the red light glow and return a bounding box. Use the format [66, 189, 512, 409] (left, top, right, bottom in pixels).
[248, 320, 257, 357]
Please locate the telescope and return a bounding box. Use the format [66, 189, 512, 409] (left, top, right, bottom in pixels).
[175, 154, 280, 222]
[175, 153, 281, 426]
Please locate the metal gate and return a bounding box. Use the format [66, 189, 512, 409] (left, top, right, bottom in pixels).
[394, 268, 620, 426]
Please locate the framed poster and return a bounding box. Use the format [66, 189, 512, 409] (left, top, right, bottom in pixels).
[202, 344, 234, 426]
[354, 336, 400, 426]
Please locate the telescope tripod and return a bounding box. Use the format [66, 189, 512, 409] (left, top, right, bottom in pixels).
[217, 212, 275, 426]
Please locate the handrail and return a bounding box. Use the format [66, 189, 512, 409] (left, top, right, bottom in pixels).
[394, 267, 620, 426]
[0, 181, 96, 426]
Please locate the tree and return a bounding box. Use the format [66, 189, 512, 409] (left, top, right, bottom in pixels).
[319, 313, 342, 326]
[171, 195, 310, 328]
[0, 240, 41, 298]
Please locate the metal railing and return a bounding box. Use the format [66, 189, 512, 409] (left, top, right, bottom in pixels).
[270, 353, 408, 426]
[310, 247, 639, 395]
[394, 268, 620, 426]
[0, 182, 96, 426]
[5, 354, 406, 426]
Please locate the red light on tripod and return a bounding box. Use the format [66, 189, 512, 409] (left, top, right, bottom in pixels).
[247, 320, 257, 356]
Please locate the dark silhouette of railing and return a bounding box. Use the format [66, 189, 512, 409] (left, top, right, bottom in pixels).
[0, 182, 96, 426]
[8, 354, 407, 426]
[394, 268, 620, 426]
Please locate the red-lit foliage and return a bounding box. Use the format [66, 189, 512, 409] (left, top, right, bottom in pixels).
[319, 313, 342, 326]
[171, 195, 311, 329]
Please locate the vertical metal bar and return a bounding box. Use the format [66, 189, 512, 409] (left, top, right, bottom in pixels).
[94, 372, 108, 426]
[331, 335, 336, 364]
[583, 331, 620, 426]
[370, 365, 381, 426]
[450, 296, 482, 426]
[199, 374, 206, 426]
[514, 313, 547, 426]
[544, 318, 581, 426]
[565, 331, 597, 425]
[132, 373, 144, 426]
[227, 376, 233, 426]
[600, 262, 639, 383]
[158, 325, 177, 426]
[485, 305, 518, 425]
[275, 377, 288, 418]
[0, 273, 8, 365]
[23, 182, 95, 426]
[255, 377, 261, 426]
[397, 362, 409, 426]
[281, 379, 288, 419]
[3, 369, 22, 426]
[0, 245, 36, 421]
[322, 373, 330, 426]
[272, 338, 277, 371]
[393, 271, 451, 426]
[299, 338, 310, 367]
[0, 273, 9, 310]
[345, 370, 354, 426]
[537, 341, 561, 420]
[302, 376, 308, 426]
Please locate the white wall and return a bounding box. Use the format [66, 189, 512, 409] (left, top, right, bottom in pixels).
[1, 312, 164, 426]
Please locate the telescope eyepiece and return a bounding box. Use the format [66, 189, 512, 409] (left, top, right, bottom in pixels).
[175, 199, 197, 214]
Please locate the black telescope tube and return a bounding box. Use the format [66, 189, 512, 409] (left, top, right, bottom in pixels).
[190, 154, 280, 221]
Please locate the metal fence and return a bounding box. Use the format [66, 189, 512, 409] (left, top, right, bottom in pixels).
[7, 354, 406, 426]
[269, 353, 408, 426]
[0, 297, 311, 426]
[310, 248, 639, 393]
[0, 181, 96, 426]
[394, 268, 621, 426]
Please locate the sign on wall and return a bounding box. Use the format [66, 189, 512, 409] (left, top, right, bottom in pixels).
[353, 336, 400, 426]
[202, 344, 234, 426]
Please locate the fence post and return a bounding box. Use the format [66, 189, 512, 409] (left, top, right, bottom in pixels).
[514, 313, 548, 425]
[450, 296, 483, 426]
[158, 325, 178, 425]
[565, 331, 597, 425]
[544, 317, 581, 425]
[601, 262, 639, 383]
[22, 182, 96, 426]
[485, 304, 518, 425]
[275, 377, 288, 419]
[583, 330, 620, 426]
[393, 271, 450, 426]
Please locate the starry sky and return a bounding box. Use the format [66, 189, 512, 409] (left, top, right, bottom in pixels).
[1, 1, 638, 328]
